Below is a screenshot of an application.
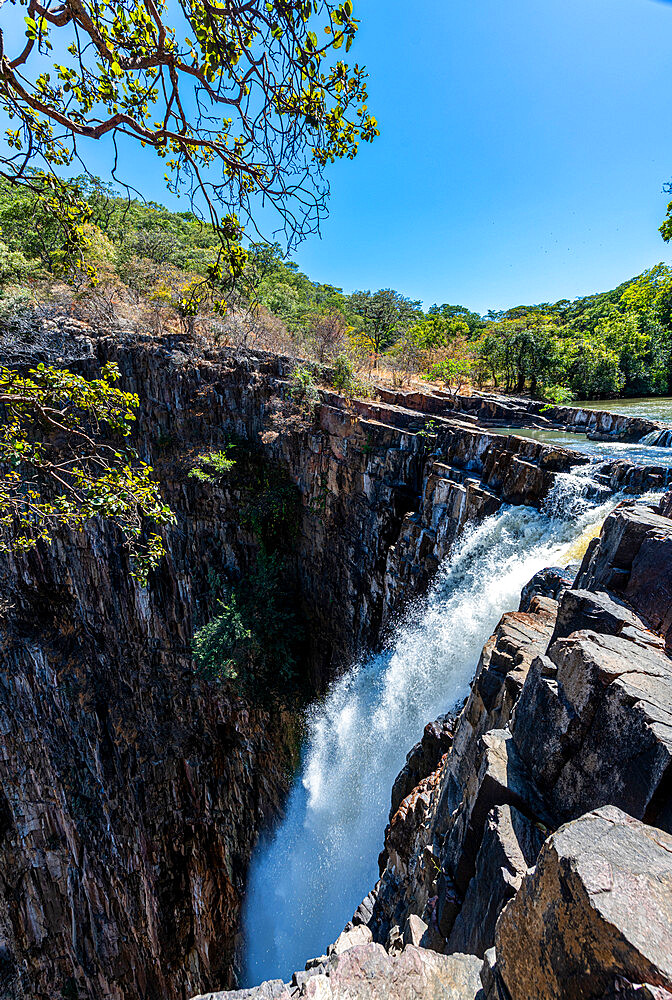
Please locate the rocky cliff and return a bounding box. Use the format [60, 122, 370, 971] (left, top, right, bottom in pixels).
[1, 327, 671, 1000]
[209, 493, 672, 1000]
[0, 330, 630, 1000]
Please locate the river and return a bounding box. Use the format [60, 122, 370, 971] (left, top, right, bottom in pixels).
[492, 394, 672, 466]
[241, 466, 630, 985]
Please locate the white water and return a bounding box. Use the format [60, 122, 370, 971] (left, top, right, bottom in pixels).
[640, 428, 672, 448]
[242, 470, 619, 986]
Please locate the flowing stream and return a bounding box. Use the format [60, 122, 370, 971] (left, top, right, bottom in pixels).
[241, 469, 625, 985]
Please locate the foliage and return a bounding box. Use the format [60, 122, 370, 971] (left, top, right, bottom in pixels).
[540, 385, 575, 405]
[192, 547, 301, 700]
[0, 360, 175, 582]
[191, 446, 302, 700]
[188, 446, 235, 483]
[288, 365, 320, 405]
[330, 351, 357, 393]
[0, 0, 378, 283]
[422, 357, 472, 398]
[348, 288, 422, 365]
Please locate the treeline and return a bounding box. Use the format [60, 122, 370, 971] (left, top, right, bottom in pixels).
[1, 175, 672, 401]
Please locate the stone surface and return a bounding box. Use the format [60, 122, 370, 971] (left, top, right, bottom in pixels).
[518, 565, 575, 613]
[327, 925, 373, 957]
[496, 806, 672, 1000]
[202, 945, 485, 1000]
[446, 804, 544, 958]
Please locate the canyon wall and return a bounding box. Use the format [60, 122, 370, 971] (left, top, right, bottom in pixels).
[204, 494, 672, 1000]
[0, 332, 615, 1000]
[1, 329, 670, 1000]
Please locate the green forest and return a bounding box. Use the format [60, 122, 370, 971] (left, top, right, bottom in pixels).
[1, 176, 672, 404]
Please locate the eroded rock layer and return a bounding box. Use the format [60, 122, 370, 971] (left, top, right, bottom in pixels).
[213, 493, 672, 1000]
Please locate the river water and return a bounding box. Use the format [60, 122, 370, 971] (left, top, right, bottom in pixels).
[242, 467, 627, 985]
[573, 395, 672, 421]
[491, 394, 672, 466]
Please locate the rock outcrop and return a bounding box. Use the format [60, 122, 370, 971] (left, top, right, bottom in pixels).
[1, 326, 672, 1000]
[212, 497, 672, 1000]
[376, 386, 669, 444]
[493, 806, 672, 1000]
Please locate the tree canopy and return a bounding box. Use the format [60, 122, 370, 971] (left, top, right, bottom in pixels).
[0, 0, 378, 278]
[0, 0, 377, 572]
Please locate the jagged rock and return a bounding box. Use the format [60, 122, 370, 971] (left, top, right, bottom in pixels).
[518, 565, 575, 612]
[327, 925, 373, 957]
[549, 633, 672, 826]
[495, 806, 672, 1000]
[575, 501, 672, 598]
[390, 715, 455, 817]
[444, 729, 549, 898]
[658, 490, 672, 518]
[326, 944, 485, 1000]
[193, 982, 291, 1000]
[550, 587, 649, 644]
[512, 626, 672, 828]
[350, 889, 377, 928]
[446, 804, 545, 958]
[402, 914, 428, 948]
[386, 925, 403, 956]
[205, 946, 485, 1000]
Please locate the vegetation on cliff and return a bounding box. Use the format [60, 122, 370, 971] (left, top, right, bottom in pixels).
[0, 0, 378, 561]
[190, 440, 304, 701]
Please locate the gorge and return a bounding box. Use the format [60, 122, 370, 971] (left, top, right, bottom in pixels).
[1, 321, 672, 1000]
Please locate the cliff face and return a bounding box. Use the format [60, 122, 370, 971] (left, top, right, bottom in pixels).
[206, 495, 672, 1000]
[0, 334, 613, 1000]
[1, 331, 669, 1000]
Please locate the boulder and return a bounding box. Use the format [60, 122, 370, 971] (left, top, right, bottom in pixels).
[327, 924, 373, 957]
[402, 914, 428, 948]
[446, 804, 545, 958]
[549, 633, 672, 826]
[518, 565, 575, 613]
[495, 806, 672, 1000]
[326, 943, 484, 999]
[550, 588, 649, 645]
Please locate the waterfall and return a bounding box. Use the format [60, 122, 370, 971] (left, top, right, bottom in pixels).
[640, 428, 672, 447]
[241, 471, 618, 987]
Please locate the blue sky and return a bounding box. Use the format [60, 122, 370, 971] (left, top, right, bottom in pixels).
[5, 0, 672, 312]
[288, 0, 672, 312]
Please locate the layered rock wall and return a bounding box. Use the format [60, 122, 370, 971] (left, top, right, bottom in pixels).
[0, 336, 613, 1000]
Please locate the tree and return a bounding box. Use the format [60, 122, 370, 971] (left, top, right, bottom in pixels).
[0, 0, 378, 279]
[0, 361, 175, 580]
[0, 0, 378, 569]
[348, 289, 421, 366]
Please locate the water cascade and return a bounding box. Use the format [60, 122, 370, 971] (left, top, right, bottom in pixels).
[242, 469, 620, 986]
[640, 428, 672, 447]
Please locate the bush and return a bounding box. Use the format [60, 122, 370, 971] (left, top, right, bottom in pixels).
[188, 445, 235, 483]
[288, 365, 319, 404]
[540, 385, 575, 405]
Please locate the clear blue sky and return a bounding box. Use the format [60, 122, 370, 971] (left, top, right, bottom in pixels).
[9, 0, 672, 313]
[288, 0, 672, 313]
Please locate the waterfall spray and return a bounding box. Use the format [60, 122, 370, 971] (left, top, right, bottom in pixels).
[242, 469, 619, 986]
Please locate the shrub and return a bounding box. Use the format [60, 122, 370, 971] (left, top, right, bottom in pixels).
[288, 365, 319, 404]
[188, 445, 236, 483]
[540, 385, 575, 405]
